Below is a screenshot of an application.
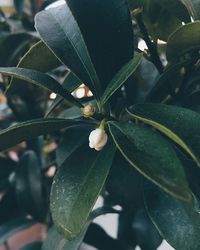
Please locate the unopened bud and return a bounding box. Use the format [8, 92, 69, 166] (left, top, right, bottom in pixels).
[131, 7, 143, 17]
[82, 104, 95, 117]
[89, 128, 108, 151]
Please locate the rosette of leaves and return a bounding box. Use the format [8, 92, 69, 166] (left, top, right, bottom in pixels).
[1, 0, 200, 249]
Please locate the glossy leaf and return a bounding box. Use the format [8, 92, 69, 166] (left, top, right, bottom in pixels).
[0, 67, 82, 107]
[35, 4, 101, 99]
[67, 0, 134, 89]
[46, 72, 81, 117]
[42, 226, 87, 250]
[108, 121, 191, 201]
[51, 142, 116, 239]
[0, 118, 82, 151]
[7, 40, 61, 94]
[101, 53, 142, 105]
[167, 21, 200, 61]
[129, 104, 200, 167]
[144, 181, 200, 250]
[56, 126, 92, 166]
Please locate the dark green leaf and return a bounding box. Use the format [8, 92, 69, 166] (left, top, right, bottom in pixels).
[56, 126, 92, 166]
[146, 59, 192, 102]
[129, 104, 200, 167]
[106, 151, 143, 208]
[0, 33, 35, 67]
[19, 242, 42, 250]
[153, 0, 191, 23]
[67, 0, 134, 89]
[7, 40, 61, 94]
[0, 67, 82, 107]
[35, 4, 101, 99]
[108, 121, 191, 201]
[45, 72, 81, 117]
[15, 151, 45, 221]
[167, 21, 200, 62]
[132, 209, 162, 250]
[0, 118, 82, 151]
[51, 142, 116, 239]
[58, 107, 82, 119]
[101, 53, 142, 105]
[181, 0, 200, 20]
[129, 0, 190, 23]
[144, 181, 200, 250]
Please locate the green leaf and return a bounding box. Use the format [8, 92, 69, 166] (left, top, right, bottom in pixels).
[129, 104, 200, 167]
[144, 181, 200, 250]
[45, 72, 82, 117]
[108, 121, 191, 201]
[58, 106, 82, 119]
[19, 242, 42, 250]
[35, 4, 101, 99]
[181, 0, 200, 20]
[56, 126, 92, 166]
[132, 0, 184, 41]
[0, 67, 82, 107]
[42, 226, 87, 250]
[129, 0, 190, 23]
[0, 118, 82, 151]
[51, 142, 116, 239]
[67, 0, 134, 89]
[0, 33, 35, 67]
[7, 40, 61, 94]
[146, 59, 192, 102]
[167, 21, 200, 62]
[153, 0, 191, 22]
[101, 53, 142, 105]
[15, 151, 45, 221]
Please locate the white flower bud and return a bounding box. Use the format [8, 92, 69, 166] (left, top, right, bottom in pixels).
[89, 128, 108, 151]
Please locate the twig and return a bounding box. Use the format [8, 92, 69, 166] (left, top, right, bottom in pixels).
[136, 13, 164, 74]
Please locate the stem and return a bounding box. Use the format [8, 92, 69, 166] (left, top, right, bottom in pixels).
[99, 118, 107, 129]
[136, 14, 164, 74]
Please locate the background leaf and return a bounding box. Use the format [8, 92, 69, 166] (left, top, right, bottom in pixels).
[56, 125, 92, 166]
[35, 4, 101, 99]
[7, 40, 61, 95]
[67, 0, 134, 89]
[101, 53, 142, 104]
[0, 118, 83, 151]
[0, 67, 82, 107]
[45, 72, 82, 117]
[167, 21, 200, 62]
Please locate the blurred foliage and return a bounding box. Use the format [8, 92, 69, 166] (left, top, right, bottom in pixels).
[1, 0, 200, 250]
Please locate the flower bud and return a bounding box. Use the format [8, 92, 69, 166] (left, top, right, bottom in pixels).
[82, 104, 95, 117]
[89, 128, 108, 151]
